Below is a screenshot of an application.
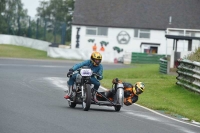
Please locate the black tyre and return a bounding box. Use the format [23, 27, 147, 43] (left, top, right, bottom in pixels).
[68, 101, 76, 108]
[82, 84, 91, 111]
[114, 105, 121, 112]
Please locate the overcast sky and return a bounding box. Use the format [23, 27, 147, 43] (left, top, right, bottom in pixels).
[21, 0, 48, 18]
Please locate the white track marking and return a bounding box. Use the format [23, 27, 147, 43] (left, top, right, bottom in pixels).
[43, 77, 67, 91]
[133, 104, 200, 128]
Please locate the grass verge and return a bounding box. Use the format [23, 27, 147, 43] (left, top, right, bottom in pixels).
[0, 44, 51, 59]
[0, 44, 67, 60]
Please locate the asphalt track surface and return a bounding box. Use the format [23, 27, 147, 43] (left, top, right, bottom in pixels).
[0, 58, 200, 133]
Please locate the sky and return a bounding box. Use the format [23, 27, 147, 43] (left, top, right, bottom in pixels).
[21, 0, 43, 18]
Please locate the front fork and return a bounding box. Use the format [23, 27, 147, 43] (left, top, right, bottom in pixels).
[81, 85, 88, 102]
[81, 86, 84, 97]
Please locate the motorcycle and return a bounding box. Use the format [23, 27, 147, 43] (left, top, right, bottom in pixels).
[66, 66, 124, 111]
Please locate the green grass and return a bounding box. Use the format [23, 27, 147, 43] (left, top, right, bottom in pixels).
[1, 44, 200, 122]
[0, 44, 53, 59]
[0, 44, 72, 60]
[101, 64, 200, 122]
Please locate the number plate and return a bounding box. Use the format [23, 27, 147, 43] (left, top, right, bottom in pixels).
[80, 69, 92, 76]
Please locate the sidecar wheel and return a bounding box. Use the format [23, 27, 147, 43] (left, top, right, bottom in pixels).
[68, 101, 76, 108]
[114, 105, 121, 112]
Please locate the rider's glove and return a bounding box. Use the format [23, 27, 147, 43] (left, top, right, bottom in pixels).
[124, 97, 132, 106]
[96, 73, 103, 80]
[93, 73, 103, 80]
[124, 101, 132, 106]
[112, 78, 119, 84]
[97, 75, 103, 80]
[67, 68, 74, 77]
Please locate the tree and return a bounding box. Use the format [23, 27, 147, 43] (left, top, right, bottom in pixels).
[0, 0, 7, 33]
[0, 0, 29, 35]
[36, 0, 75, 43]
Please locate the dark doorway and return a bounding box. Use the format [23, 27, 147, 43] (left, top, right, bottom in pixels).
[150, 46, 158, 54]
[144, 46, 158, 54]
[141, 42, 160, 54]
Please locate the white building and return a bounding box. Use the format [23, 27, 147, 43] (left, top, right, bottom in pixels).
[70, 0, 200, 64]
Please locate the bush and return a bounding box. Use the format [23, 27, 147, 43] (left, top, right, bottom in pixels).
[185, 47, 200, 62]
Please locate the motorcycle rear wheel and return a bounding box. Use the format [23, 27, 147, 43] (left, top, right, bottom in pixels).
[82, 84, 91, 111]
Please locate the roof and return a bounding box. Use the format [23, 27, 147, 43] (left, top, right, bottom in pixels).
[165, 35, 200, 40]
[72, 0, 200, 30]
[140, 42, 160, 48]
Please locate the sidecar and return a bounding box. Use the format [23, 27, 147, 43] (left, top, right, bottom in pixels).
[91, 83, 124, 111]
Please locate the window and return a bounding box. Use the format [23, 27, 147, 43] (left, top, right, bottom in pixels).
[134, 29, 150, 39]
[134, 29, 139, 38]
[86, 27, 96, 35]
[98, 27, 108, 36]
[86, 27, 108, 36]
[179, 31, 196, 37]
[186, 31, 196, 37]
[179, 31, 190, 36]
[188, 40, 192, 51]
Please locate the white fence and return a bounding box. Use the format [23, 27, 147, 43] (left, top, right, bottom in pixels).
[176, 59, 200, 93]
[0, 34, 126, 63]
[47, 47, 121, 63]
[0, 34, 50, 51]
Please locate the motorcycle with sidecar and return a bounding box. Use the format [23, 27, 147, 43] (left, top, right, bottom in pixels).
[66, 66, 124, 111]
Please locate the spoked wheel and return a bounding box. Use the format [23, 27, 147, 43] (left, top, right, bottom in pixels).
[82, 84, 91, 111]
[114, 105, 121, 112]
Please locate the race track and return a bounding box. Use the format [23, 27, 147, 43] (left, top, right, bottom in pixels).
[0, 58, 199, 133]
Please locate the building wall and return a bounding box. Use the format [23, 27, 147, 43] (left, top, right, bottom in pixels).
[71, 25, 200, 56]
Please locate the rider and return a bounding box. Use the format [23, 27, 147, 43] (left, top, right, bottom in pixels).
[105, 78, 145, 106]
[64, 51, 103, 99]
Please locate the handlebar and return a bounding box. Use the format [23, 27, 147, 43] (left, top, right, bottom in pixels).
[92, 73, 100, 77]
[67, 74, 72, 78]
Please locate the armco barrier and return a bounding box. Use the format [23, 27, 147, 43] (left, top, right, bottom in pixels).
[159, 58, 169, 74]
[132, 52, 165, 64]
[176, 59, 200, 93]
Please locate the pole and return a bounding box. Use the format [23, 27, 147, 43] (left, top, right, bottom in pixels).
[17, 16, 21, 35]
[61, 23, 66, 44]
[36, 18, 39, 39]
[27, 17, 31, 37]
[43, 3, 46, 41]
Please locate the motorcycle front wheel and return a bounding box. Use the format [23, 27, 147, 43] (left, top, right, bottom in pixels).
[82, 84, 91, 111]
